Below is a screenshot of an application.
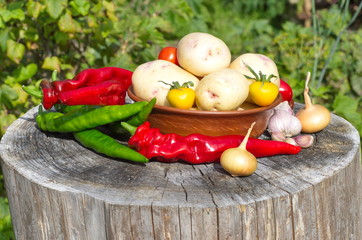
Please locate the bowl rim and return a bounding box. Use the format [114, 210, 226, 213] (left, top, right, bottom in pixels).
[127, 86, 282, 116]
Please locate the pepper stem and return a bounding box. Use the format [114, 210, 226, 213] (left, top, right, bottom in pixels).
[239, 122, 256, 150]
[22, 85, 43, 98]
[121, 122, 137, 135]
[38, 105, 43, 113]
[51, 70, 58, 81]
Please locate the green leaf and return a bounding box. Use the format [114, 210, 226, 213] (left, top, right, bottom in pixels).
[12, 83, 30, 106]
[45, 0, 68, 19]
[0, 85, 18, 101]
[0, 29, 9, 52]
[70, 0, 90, 16]
[26, 0, 44, 19]
[9, 8, 25, 21]
[87, 15, 98, 28]
[6, 39, 25, 64]
[24, 27, 39, 42]
[0, 16, 4, 28]
[58, 10, 76, 33]
[12, 63, 38, 83]
[350, 60, 362, 95]
[0, 197, 15, 238]
[333, 93, 358, 115]
[0, 4, 25, 22]
[0, 9, 12, 22]
[0, 198, 10, 218]
[344, 111, 362, 126]
[0, 85, 18, 110]
[103, 1, 118, 22]
[0, 113, 17, 136]
[54, 31, 69, 45]
[41, 56, 61, 72]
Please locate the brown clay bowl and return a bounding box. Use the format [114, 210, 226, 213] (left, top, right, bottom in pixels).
[127, 87, 282, 138]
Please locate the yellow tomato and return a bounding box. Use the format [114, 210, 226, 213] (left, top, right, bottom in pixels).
[249, 81, 279, 106]
[167, 87, 196, 109]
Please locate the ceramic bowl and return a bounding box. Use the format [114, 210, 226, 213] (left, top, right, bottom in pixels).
[127, 87, 282, 138]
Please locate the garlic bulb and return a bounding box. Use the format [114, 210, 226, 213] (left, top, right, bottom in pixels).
[268, 101, 302, 138]
[267, 101, 315, 149]
[274, 101, 294, 114]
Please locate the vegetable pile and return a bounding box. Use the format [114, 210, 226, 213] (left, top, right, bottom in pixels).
[133, 32, 282, 110]
[23, 31, 332, 177]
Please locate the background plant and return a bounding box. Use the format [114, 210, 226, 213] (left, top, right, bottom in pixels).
[0, 0, 361, 238]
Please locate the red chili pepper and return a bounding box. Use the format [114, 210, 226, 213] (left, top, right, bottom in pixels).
[40, 80, 60, 110]
[51, 67, 133, 93]
[34, 67, 133, 109]
[58, 80, 128, 106]
[128, 122, 302, 164]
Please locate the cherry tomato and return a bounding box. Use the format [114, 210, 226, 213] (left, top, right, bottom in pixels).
[167, 87, 195, 109]
[249, 82, 279, 107]
[158, 47, 179, 65]
[279, 79, 293, 103]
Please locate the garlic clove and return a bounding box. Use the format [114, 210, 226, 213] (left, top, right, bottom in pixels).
[292, 135, 314, 148]
[271, 132, 286, 142]
[285, 137, 298, 146]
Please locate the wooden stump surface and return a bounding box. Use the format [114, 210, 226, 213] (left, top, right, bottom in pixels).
[0, 104, 361, 240]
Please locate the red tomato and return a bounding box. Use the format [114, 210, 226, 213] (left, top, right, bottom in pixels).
[279, 79, 293, 102]
[158, 47, 179, 65]
[279, 79, 294, 108]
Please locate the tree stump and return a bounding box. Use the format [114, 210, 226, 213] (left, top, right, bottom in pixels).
[0, 104, 361, 240]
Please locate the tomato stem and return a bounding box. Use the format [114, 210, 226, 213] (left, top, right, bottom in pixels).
[243, 63, 277, 85]
[159, 81, 194, 90]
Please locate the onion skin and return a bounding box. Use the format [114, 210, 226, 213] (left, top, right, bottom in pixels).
[220, 149, 257, 177]
[220, 122, 257, 177]
[296, 72, 331, 133]
[296, 105, 331, 133]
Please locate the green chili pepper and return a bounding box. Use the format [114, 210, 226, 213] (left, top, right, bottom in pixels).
[127, 98, 156, 126]
[73, 128, 148, 163]
[121, 122, 137, 135]
[36, 107, 64, 131]
[109, 98, 156, 135]
[54, 104, 87, 113]
[36, 101, 147, 132]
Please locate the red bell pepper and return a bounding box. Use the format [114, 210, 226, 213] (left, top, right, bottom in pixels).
[128, 122, 302, 164]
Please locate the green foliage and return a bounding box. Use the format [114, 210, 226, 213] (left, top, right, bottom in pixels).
[0, 0, 361, 237]
[269, 1, 362, 136]
[0, 197, 14, 240]
[0, 174, 14, 240]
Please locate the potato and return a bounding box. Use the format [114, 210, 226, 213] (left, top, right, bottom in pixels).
[229, 53, 280, 87]
[132, 60, 199, 106]
[195, 69, 249, 111]
[177, 32, 231, 77]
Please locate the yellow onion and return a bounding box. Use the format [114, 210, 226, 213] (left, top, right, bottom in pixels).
[220, 122, 257, 177]
[296, 72, 331, 133]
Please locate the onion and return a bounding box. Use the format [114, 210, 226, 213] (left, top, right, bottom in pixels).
[296, 72, 331, 133]
[220, 122, 257, 177]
